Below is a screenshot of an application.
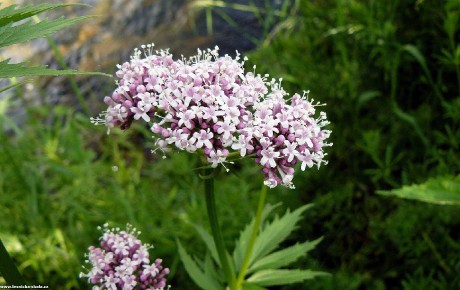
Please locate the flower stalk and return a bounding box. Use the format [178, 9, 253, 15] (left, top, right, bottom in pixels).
[202, 167, 236, 289]
[235, 185, 267, 289]
[91, 43, 332, 289]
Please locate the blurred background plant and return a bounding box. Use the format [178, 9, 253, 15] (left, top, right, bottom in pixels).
[0, 0, 459, 289]
[0, 2, 109, 286]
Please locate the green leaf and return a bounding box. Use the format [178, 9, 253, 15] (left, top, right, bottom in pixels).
[233, 203, 280, 270]
[377, 175, 460, 205]
[250, 204, 312, 265]
[401, 45, 430, 77]
[0, 3, 88, 27]
[247, 269, 329, 286]
[248, 237, 322, 274]
[0, 90, 23, 136]
[446, 0, 460, 10]
[0, 59, 110, 78]
[443, 11, 459, 40]
[0, 79, 30, 94]
[241, 282, 268, 290]
[391, 102, 429, 147]
[193, 224, 220, 267]
[177, 240, 222, 290]
[203, 252, 225, 284]
[0, 238, 26, 286]
[357, 90, 381, 109]
[0, 15, 92, 49]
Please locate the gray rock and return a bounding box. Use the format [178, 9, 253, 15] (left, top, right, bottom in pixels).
[1, 0, 284, 124]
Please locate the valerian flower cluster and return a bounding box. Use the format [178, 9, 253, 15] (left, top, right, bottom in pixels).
[92, 44, 331, 188]
[80, 224, 169, 290]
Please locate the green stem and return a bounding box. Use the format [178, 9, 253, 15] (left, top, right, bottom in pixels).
[0, 239, 26, 286]
[235, 184, 267, 289]
[202, 168, 236, 289]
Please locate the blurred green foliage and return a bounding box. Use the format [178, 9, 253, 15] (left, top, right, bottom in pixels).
[248, 0, 460, 288]
[0, 103, 270, 288]
[0, 0, 459, 289]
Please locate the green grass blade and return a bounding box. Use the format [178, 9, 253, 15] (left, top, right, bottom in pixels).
[205, 7, 213, 35]
[0, 15, 92, 49]
[247, 238, 322, 274]
[0, 238, 26, 286]
[0, 59, 110, 78]
[0, 3, 89, 27]
[0, 114, 23, 136]
[401, 44, 444, 100]
[401, 45, 431, 81]
[391, 102, 429, 147]
[247, 269, 329, 286]
[0, 94, 24, 136]
[0, 79, 30, 93]
[41, 32, 92, 115]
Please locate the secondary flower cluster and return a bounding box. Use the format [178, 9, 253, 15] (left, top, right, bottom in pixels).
[92, 44, 331, 188]
[80, 224, 169, 290]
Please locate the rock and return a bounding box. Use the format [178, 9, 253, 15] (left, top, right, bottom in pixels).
[1, 0, 282, 121]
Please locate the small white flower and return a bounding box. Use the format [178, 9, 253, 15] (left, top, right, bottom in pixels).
[191, 129, 214, 149]
[260, 147, 280, 168]
[299, 151, 314, 171]
[232, 135, 254, 157]
[282, 141, 298, 163]
[208, 150, 226, 168]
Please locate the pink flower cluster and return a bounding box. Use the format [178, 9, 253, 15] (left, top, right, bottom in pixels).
[80, 224, 169, 290]
[92, 44, 331, 188]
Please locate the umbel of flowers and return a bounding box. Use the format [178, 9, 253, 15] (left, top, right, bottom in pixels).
[80, 224, 169, 290]
[92, 44, 331, 188]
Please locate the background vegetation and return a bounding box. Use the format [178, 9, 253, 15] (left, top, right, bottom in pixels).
[1, 0, 459, 289]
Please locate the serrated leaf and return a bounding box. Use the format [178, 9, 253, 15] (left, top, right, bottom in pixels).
[177, 240, 222, 290]
[241, 282, 268, 290]
[0, 59, 110, 78]
[193, 224, 220, 267]
[0, 3, 88, 27]
[0, 15, 92, 49]
[377, 175, 460, 205]
[248, 237, 322, 274]
[204, 252, 225, 283]
[247, 269, 329, 286]
[233, 203, 281, 270]
[250, 204, 312, 265]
